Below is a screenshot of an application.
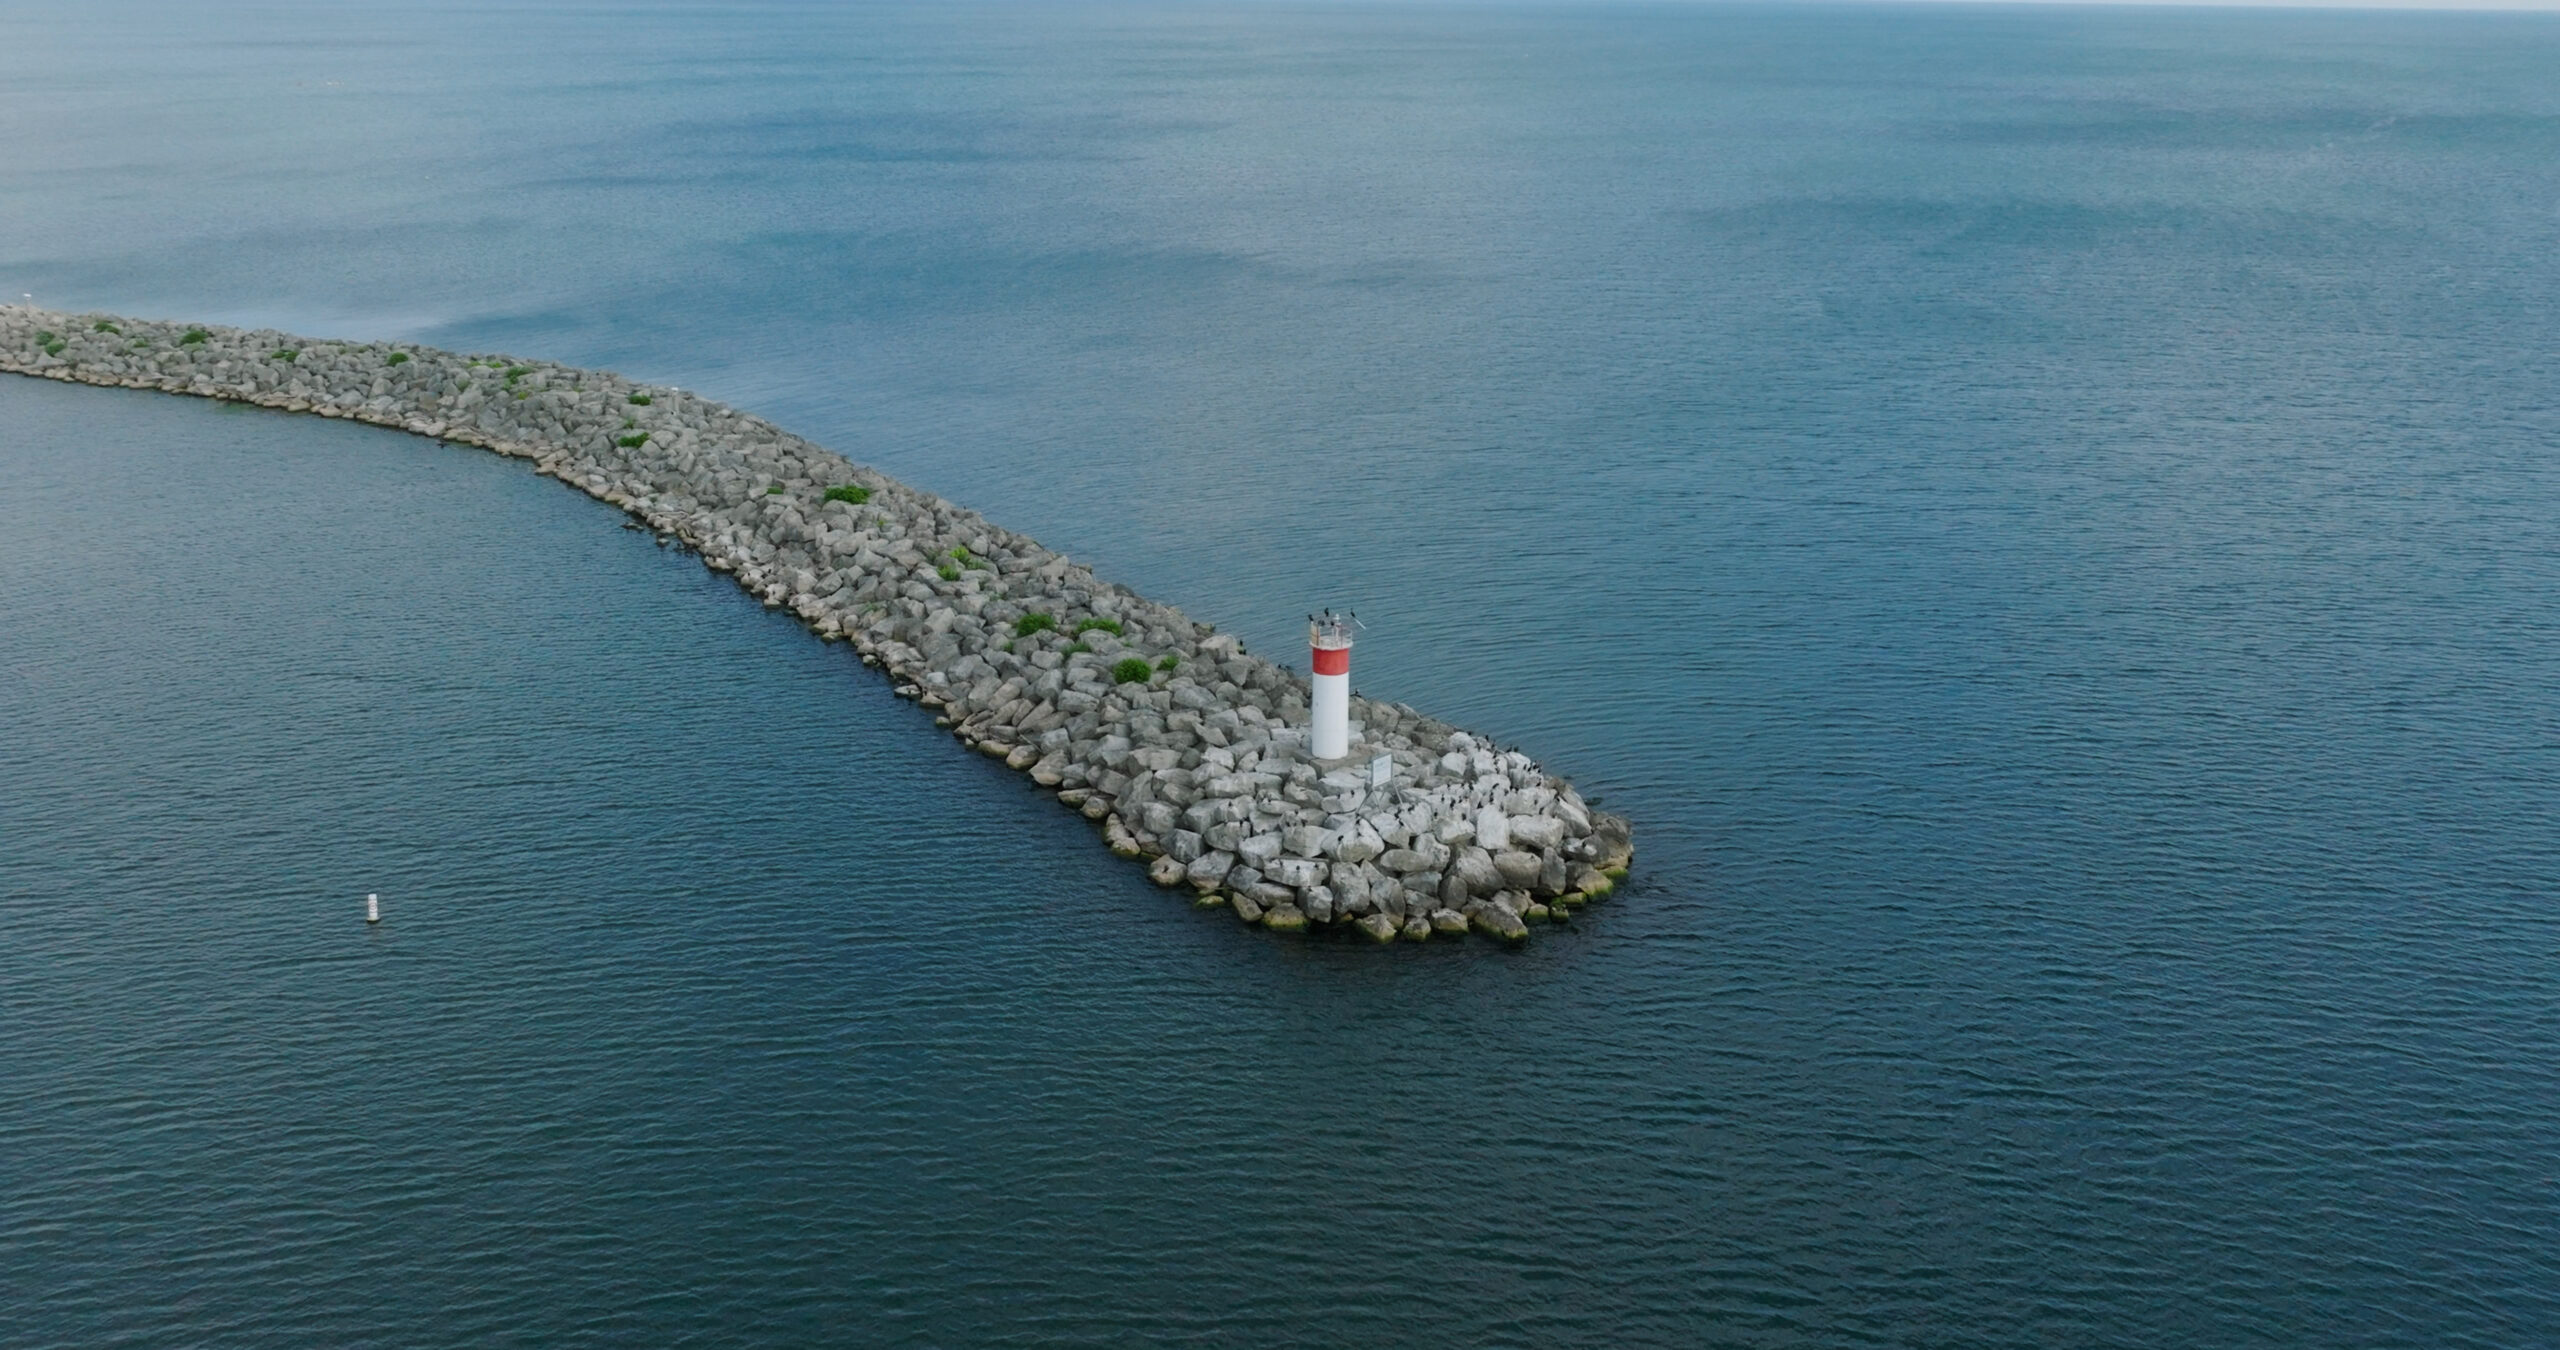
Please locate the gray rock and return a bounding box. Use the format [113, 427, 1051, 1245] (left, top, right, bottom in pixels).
[1231, 892, 1265, 924]
[1267, 856, 1325, 889]
[1470, 906, 1529, 941]
[1166, 829, 1204, 864]
[1148, 855, 1187, 886]
[1358, 913, 1399, 943]
[1300, 885, 1335, 923]
[1282, 823, 1328, 858]
[1492, 849, 1544, 890]
[1185, 849, 1235, 887]
[1449, 847, 1503, 896]
[1376, 848, 1431, 875]
[1236, 832, 1284, 868]
[1403, 915, 1433, 940]
[1507, 814, 1564, 851]
[1474, 805, 1511, 851]
[1429, 908, 1471, 935]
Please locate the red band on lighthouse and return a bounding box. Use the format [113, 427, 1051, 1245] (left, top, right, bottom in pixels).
[1312, 645, 1349, 676]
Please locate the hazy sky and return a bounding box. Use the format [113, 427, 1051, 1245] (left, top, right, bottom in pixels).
[1866, 0, 2560, 8]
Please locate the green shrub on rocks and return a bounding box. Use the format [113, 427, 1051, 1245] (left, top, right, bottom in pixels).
[271, 348, 298, 362]
[386, 351, 409, 365]
[92, 321, 118, 334]
[1063, 642, 1090, 656]
[179, 328, 209, 345]
[503, 365, 531, 386]
[1074, 617, 1123, 637]
[627, 392, 652, 405]
[766, 484, 785, 495]
[1111, 657, 1153, 684]
[824, 484, 870, 505]
[937, 563, 961, 581]
[1156, 654, 1179, 672]
[1014, 612, 1056, 638]
[617, 433, 647, 448]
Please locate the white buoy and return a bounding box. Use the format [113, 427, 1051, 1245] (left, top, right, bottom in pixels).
[366, 893, 380, 924]
[1310, 611, 1354, 761]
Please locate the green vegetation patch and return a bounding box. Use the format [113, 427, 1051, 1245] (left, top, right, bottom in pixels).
[766, 484, 786, 495]
[823, 484, 871, 505]
[92, 321, 119, 334]
[617, 433, 648, 449]
[627, 392, 653, 405]
[503, 365, 532, 386]
[1111, 657, 1153, 685]
[1073, 617, 1123, 637]
[1013, 612, 1056, 638]
[1063, 642, 1091, 656]
[386, 351, 410, 365]
[271, 348, 298, 362]
[179, 328, 209, 345]
[1156, 654, 1179, 672]
[937, 563, 962, 581]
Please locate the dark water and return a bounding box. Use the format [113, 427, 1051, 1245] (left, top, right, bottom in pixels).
[6, 3, 2560, 1344]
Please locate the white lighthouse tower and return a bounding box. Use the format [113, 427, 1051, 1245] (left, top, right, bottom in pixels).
[1310, 610, 1354, 761]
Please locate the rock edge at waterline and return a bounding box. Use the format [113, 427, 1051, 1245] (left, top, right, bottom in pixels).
[2, 307, 1634, 943]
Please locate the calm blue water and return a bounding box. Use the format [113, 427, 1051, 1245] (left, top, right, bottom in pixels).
[6, 2, 2560, 1344]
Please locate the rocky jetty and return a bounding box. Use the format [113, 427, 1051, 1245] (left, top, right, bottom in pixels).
[3, 306, 1633, 942]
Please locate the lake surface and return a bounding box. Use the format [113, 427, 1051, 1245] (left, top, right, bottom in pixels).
[5, 2, 2558, 1344]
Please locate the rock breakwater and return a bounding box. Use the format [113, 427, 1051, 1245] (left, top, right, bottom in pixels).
[3, 306, 1632, 942]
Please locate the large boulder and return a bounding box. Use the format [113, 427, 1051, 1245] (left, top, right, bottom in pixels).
[1470, 906, 1529, 942]
[1267, 856, 1325, 889]
[1429, 908, 1471, 935]
[1376, 848, 1432, 875]
[1474, 805, 1511, 851]
[1184, 849, 1235, 888]
[1357, 913, 1399, 943]
[1449, 847, 1503, 896]
[1491, 850, 1544, 890]
[1507, 814, 1564, 851]
[1236, 832, 1284, 868]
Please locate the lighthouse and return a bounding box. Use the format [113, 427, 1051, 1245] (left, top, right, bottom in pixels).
[1310, 610, 1354, 760]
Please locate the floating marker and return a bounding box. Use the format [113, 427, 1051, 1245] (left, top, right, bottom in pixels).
[366, 892, 380, 924]
[1310, 611, 1353, 760]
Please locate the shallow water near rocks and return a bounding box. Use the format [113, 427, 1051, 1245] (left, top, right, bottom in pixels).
[5, 2, 2560, 1345]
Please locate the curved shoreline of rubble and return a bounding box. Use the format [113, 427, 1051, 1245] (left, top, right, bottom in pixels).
[3, 305, 1632, 943]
